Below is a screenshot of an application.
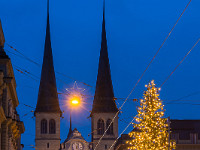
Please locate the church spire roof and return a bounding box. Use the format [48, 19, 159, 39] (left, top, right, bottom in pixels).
[91, 0, 118, 114]
[35, 0, 61, 115]
[66, 112, 73, 140]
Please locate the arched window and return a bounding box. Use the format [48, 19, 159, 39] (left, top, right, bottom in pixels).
[49, 119, 56, 134]
[97, 119, 104, 135]
[41, 119, 47, 134]
[106, 119, 113, 135]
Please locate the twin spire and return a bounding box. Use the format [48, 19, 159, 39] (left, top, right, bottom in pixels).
[35, 0, 117, 116]
[35, 0, 61, 115]
[91, 0, 118, 114]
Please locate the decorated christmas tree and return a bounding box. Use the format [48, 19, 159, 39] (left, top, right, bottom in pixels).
[127, 80, 176, 150]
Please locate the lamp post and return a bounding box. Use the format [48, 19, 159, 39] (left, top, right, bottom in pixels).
[67, 95, 81, 138]
[66, 81, 85, 139]
[69, 95, 81, 125]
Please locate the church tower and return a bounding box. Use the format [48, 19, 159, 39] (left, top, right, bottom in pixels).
[35, 0, 62, 149]
[91, 1, 118, 150]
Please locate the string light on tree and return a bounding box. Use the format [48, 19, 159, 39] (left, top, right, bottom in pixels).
[127, 80, 176, 150]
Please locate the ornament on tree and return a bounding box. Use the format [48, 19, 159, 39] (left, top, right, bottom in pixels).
[127, 80, 176, 150]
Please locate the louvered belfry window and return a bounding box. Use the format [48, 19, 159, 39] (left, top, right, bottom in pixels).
[106, 119, 113, 135]
[49, 119, 56, 134]
[97, 119, 104, 135]
[41, 119, 47, 134]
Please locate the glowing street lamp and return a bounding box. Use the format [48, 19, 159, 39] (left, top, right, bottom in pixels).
[69, 95, 81, 108]
[65, 81, 86, 132]
[67, 94, 82, 134]
[71, 99, 79, 105]
[66, 81, 85, 109]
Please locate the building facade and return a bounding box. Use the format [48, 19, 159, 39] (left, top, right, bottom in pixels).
[34, 0, 119, 150]
[114, 120, 200, 150]
[0, 20, 25, 150]
[90, 1, 118, 150]
[33, 1, 200, 150]
[170, 120, 200, 150]
[114, 134, 131, 150]
[61, 128, 90, 150]
[34, 1, 62, 150]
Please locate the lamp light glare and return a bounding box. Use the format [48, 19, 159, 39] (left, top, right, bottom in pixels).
[71, 99, 79, 105]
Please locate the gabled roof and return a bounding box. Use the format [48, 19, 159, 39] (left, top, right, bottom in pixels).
[91, 0, 118, 114]
[35, 0, 61, 115]
[64, 128, 85, 143]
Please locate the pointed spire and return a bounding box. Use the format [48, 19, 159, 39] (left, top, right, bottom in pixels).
[70, 112, 72, 132]
[66, 112, 73, 140]
[35, 0, 61, 115]
[91, 0, 118, 114]
[101, 0, 106, 53]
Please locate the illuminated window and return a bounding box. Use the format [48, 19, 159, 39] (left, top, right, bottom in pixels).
[106, 119, 113, 135]
[97, 119, 104, 135]
[41, 119, 47, 134]
[49, 119, 56, 134]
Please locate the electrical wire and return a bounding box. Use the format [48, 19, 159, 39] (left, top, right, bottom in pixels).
[6, 43, 40, 66]
[95, 0, 192, 149]
[108, 38, 199, 149]
[109, 117, 134, 150]
[5, 44, 94, 88]
[164, 91, 200, 104]
[4, 1, 192, 147]
[160, 38, 200, 88]
[165, 102, 200, 105]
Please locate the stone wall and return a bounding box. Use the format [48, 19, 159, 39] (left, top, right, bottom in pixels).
[35, 112, 61, 150]
[92, 113, 118, 150]
[0, 21, 25, 149]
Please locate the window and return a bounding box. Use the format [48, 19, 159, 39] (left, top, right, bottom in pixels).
[191, 133, 198, 144]
[41, 119, 47, 134]
[106, 119, 113, 135]
[49, 119, 56, 134]
[97, 119, 104, 135]
[47, 143, 49, 148]
[105, 144, 107, 149]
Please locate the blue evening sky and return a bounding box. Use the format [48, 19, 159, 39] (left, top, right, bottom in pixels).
[0, 0, 200, 149]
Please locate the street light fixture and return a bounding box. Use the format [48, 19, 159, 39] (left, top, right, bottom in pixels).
[70, 95, 81, 107]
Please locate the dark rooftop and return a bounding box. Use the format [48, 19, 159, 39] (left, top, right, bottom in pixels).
[35, 0, 61, 115]
[171, 120, 200, 140]
[91, 0, 118, 114]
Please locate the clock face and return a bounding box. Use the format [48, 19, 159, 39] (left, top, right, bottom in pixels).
[72, 142, 83, 150]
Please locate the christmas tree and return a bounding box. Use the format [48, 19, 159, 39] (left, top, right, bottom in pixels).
[127, 80, 176, 150]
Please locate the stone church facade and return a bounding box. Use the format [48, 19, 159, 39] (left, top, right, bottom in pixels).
[34, 0, 118, 150]
[90, 1, 118, 150]
[34, 1, 62, 150]
[34, 1, 200, 150]
[61, 128, 89, 150]
[0, 20, 25, 150]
